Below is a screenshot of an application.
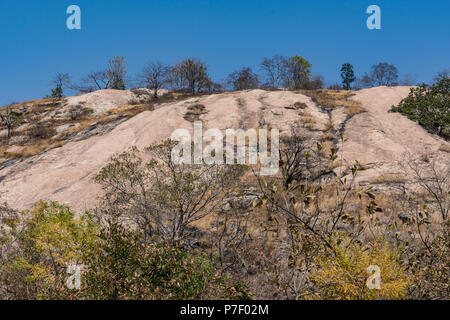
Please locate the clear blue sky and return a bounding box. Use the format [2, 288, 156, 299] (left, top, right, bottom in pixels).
[0, 0, 449, 105]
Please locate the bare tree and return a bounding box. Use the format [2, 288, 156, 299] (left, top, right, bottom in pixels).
[401, 155, 449, 220]
[167, 64, 185, 91]
[77, 57, 127, 93]
[203, 79, 224, 93]
[170, 58, 210, 93]
[260, 55, 288, 88]
[328, 83, 343, 90]
[49, 73, 71, 97]
[80, 71, 111, 92]
[399, 74, 417, 86]
[107, 56, 127, 90]
[432, 69, 449, 85]
[94, 141, 244, 244]
[305, 75, 325, 90]
[137, 61, 169, 98]
[370, 62, 399, 86]
[52, 73, 71, 90]
[354, 72, 374, 89]
[227, 67, 259, 91]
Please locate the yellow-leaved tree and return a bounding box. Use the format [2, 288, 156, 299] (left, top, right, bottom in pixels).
[308, 235, 410, 300]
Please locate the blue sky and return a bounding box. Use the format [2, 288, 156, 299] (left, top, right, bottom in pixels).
[0, 0, 449, 105]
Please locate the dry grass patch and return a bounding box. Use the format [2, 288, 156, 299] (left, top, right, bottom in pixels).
[323, 119, 333, 131]
[438, 143, 450, 153]
[321, 132, 334, 141]
[5, 140, 64, 159]
[0, 145, 7, 159]
[371, 173, 406, 184]
[293, 102, 308, 109]
[110, 104, 153, 117]
[298, 110, 317, 129]
[0, 90, 198, 161]
[344, 103, 366, 115]
[297, 89, 366, 115]
[319, 140, 334, 158]
[184, 104, 208, 122]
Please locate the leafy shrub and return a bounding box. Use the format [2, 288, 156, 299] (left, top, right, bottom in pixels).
[81, 221, 226, 300]
[391, 78, 450, 139]
[0, 201, 97, 299]
[0, 201, 230, 300]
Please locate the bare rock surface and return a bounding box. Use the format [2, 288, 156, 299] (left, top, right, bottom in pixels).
[341, 86, 449, 185]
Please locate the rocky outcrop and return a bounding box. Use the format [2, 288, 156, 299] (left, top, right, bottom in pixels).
[0, 87, 448, 212]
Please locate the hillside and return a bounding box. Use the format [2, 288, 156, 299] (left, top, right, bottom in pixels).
[0, 86, 449, 212]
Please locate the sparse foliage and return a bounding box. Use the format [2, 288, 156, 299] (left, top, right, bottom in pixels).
[354, 72, 373, 90]
[260, 55, 288, 88]
[170, 58, 210, 93]
[0, 106, 21, 140]
[227, 67, 259, 91]
[80, 71, 111, 92]
[94, 141, 244, 244]
[305, 75, 325, 90]
[107, 56, 127, 90]
[138, 61, 169, 98]
[370, 62, 399, 86]
[433, 69, 449, 85]
[50, 73, 71, 98]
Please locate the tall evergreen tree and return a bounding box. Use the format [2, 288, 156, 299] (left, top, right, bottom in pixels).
[340, 63, 356, 90]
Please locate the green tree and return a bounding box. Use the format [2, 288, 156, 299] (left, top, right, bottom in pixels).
[340, 63, 356, 90]
[81, 220, 226, 299]
[50, 86, 63, 98]
[285, 56, 312, 89]
[0, 201, 97, 299]
[0, 201, 229, 300]
[390, 78, 450, 139]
